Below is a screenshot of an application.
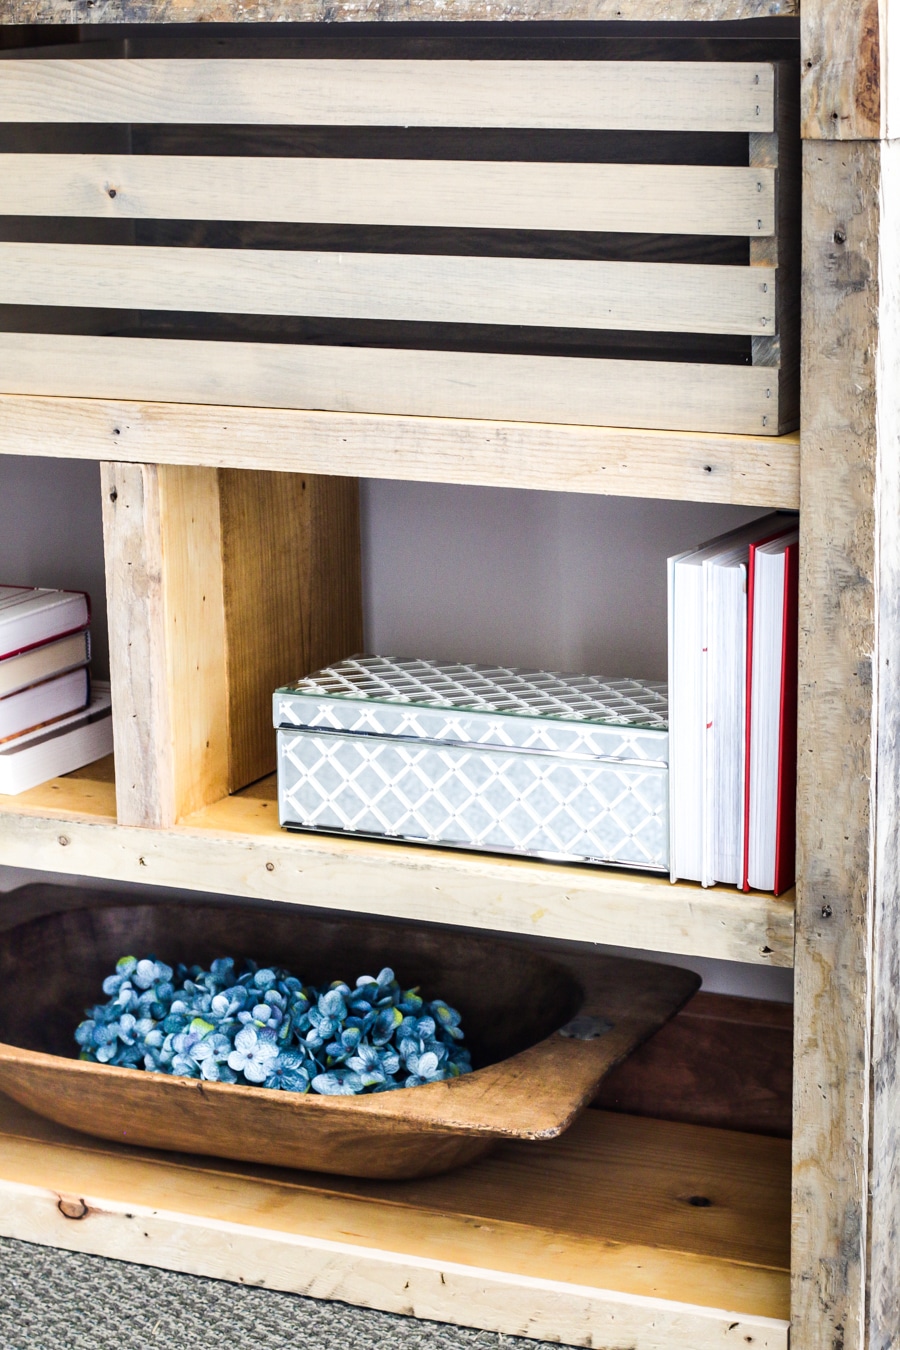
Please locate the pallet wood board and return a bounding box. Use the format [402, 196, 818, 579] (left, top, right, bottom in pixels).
[792, 136, 900, 1350]
[0, 766, 795, 966]
[0, 1094, 790, 1348]
[0, 336, 780, 436]
[100, 463, 362, 825]
[3, 0, 801, 21]
[0, 59, 776, 132]
[0, 157, 777, 237]
[0, 246, 777, 331]
[0, 395, 802, 504]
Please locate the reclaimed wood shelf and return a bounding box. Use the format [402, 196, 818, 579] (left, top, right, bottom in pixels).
[0, 761, 794, 965]
[0, 397, 800, 509]
[0, 1094, 791, 1350]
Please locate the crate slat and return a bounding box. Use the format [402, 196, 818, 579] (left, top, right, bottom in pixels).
[0, 246, 776, 334]
[0, 333, 779, 434]
[0, 157, 776, 238]
[0, 60, 775, 132]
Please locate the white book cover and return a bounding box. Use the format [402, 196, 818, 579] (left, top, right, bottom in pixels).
[668, 513, 795, 887]
[703, 547, 749, 887]
[0, 586, 90, 660]
[0, 682, 112, 796]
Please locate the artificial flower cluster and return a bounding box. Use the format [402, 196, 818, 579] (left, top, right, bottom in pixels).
[74, 955, 472, 1096]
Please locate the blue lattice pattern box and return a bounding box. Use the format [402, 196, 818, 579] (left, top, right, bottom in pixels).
[274, 657, 669, 871]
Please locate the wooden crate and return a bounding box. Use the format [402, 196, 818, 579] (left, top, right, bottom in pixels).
[0, 51, 798, 436]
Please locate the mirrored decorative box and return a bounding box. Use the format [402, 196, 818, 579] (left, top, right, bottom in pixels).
[274, 657, 669, 871]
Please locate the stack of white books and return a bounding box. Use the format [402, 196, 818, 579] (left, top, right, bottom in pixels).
[0, 587, 113, 795]
[668, 514, 799, 895]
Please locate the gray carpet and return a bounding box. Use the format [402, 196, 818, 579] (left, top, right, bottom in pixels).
[0, 1237, 570, 1350]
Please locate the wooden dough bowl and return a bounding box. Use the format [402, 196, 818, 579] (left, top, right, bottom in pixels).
[0, 900, 699, 1179]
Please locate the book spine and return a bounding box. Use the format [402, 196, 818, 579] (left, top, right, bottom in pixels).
[742, 543, 758, 893]
[773, 542, 800, 896]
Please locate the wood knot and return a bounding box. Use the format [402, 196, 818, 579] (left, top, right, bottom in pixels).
[57, 1197, 89, 1220]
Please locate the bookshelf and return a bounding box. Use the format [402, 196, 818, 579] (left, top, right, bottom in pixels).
[0, 9, 896, 1350]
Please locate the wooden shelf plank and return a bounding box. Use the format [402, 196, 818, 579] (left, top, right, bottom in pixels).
[0, 769, 795, 967]
[0, 1094, 790, 1348]
[0, 394, 800, 508]
[7, 0, 800, 25]
[0, 756, 117, 824]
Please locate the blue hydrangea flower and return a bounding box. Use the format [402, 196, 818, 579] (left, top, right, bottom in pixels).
[77, 952, 472, 1096]
[227, 1026, 279, 1084]
[310, 1070, 365, 1096]
[265, 1050, 310, 1093]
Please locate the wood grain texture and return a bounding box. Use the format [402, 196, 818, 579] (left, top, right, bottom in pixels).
[595, 991, 793, 1138]
[100, 462, 176, 829]
[157, 465, 230, 819]
[801, 0, 886, 139]
[792, 138, 900, 1350]
[0, 156, 776, 239]
[218, 470, 362, 790]
[0, 762, 117, 823]
[4, 0, 800, 22]
[867, 136, 900, 1350]
[101, 462, 230, 829]
[0, 337, 780, 436]
[0, 791, 796, 965]
[0, 394, 801, 507]
[0, 1098, 790, 1347]
[0, 59, 776, 131]
[0, 244, 778, 330]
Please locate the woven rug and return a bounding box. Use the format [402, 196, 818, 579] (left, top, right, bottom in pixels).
[0, 1237, 569, 1350]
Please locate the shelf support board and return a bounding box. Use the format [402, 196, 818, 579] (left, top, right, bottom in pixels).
[0, 797, 794, 968]
[0, 395, 799, 510]
[0, 1095, 791, 1350]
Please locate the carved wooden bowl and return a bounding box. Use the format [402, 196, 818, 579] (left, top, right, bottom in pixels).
[0, 900, 699, 1179]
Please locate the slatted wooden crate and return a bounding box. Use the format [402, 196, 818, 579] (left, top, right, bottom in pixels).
[0, 52, 798, 436]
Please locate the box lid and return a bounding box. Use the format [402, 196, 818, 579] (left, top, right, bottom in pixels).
[275, 656, 668, 763]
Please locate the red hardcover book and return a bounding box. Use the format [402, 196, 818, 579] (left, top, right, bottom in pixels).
[742, 532, 799, 895]
[773, 540, 799, 896]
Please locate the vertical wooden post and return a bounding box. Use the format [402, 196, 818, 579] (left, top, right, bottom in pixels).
[794, 6, 900, 1336]
[102, 464, 362, 827]
[101, 462, 229, 827]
